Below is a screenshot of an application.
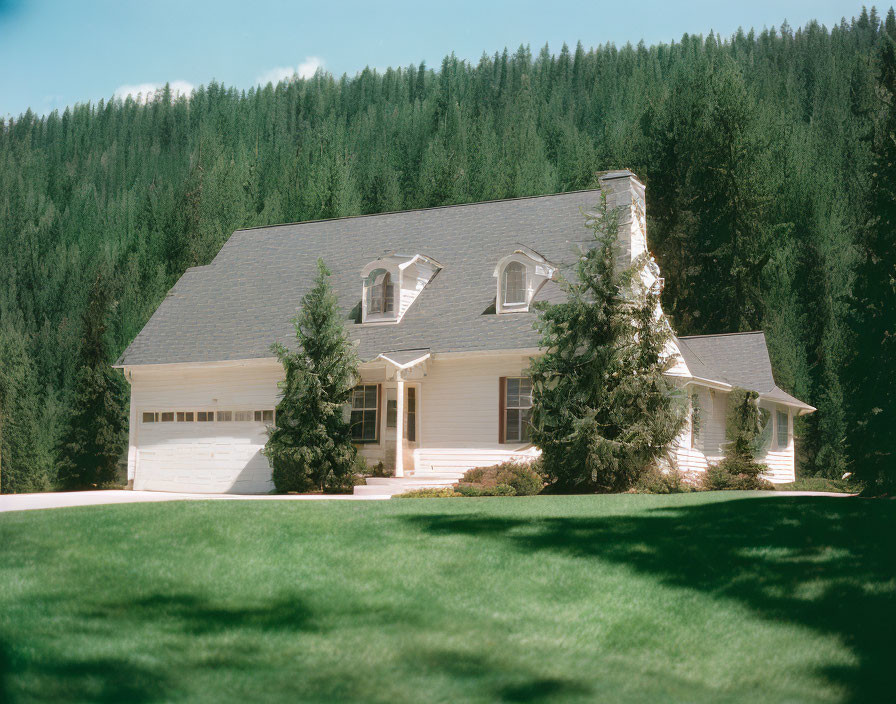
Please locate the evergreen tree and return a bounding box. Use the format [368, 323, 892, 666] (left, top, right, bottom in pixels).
[0, 324, 50, 493]
[0, 13, 891, 487]
[529, 190, 686, 492]
[708, 387, 773, 490]
[846, 24, 896, 494]
[56, 273, 128, 490]
[264, 259, 358, 492]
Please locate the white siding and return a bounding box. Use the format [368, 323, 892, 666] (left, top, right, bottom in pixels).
[420, 354, 530, 449]
[671, 387, 796, 483]
[124, 354, 797, 493]
[702, 389, 728, 458]
[756, 403, 796, 483]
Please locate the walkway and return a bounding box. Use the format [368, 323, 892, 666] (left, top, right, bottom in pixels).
[0, 488, 855, 514]
[0, 489, 389, 513]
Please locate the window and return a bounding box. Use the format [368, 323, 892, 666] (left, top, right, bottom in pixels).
[502, 261, 527, 306]
[177, 411, 194, 422]
[159, 412, 174, 422]
[386, 388, 397, 428]
[254, 410, 275, 423]
[351, 385, 379, 442]
[142, 412, 157, 423]
[504, 377, 532, 443]
[197, 411, 214, 422]
[691, 393, 702, 449]
[365, 269, 394, 316]
[216, 410, 232, 422]
[406, 387, 417, 442]
[777, 410, 789, 448]
[234, 410, 253, 422]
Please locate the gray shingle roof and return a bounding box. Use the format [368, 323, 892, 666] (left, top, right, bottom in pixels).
[117, 187, 615, 367]
[675, 332, 815, 410]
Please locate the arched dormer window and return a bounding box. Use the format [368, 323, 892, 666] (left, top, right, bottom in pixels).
[494, 248, 556, 314]
[365, 269, 394, 315]
[502, 261, 527, 306]
[360, 254, 441, 324]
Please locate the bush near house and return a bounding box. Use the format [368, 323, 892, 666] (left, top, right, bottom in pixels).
[632, 465, 696, 494]
[459, 461, 544, 496]
[701, 388, 774, 491]
[392, 487, 461, 498]
[775, 477, 857, 493]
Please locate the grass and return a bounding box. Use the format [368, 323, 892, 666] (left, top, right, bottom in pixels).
[0, 493, 893, 704]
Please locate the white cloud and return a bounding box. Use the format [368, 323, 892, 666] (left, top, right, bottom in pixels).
[113, 80, 194, 103]
[256, 56, 323, 86]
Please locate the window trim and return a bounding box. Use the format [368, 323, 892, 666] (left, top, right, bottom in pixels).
[502, 261, 528, 307]
[501, 376, 532, 444]
[776, 408, 789, 449]
[362, 267, 398, 323]
[350, 384, 380, 444]
[493, 251, 555, 315]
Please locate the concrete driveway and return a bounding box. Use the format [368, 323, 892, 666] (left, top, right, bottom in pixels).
[0, 489, 389, 513]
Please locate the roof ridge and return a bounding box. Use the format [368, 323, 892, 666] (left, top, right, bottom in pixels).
[677, 330, 765, 340]
[231, 188, 606, 234]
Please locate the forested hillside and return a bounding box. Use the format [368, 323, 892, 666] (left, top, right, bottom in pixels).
[1, 8, 894, 492]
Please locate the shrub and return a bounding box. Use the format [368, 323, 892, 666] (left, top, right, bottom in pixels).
[353, 455, 371, 475]
[702, 461, 774, 491]
[455, 483, 517, 497]
[371, 461, 392, 478]
[775, 477, 857, 493]
[392, 487, 460, 499]
[632, 465, 695, 494]
[459, 460, 544, 496]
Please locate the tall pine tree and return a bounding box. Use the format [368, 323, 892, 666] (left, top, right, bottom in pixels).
[846, 22, 896, 494]
[264, 259, 359, 492]
[529, 190, 686, 492]
[56, 273, 128, 490]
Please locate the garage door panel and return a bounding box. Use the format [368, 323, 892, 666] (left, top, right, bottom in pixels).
[135, 422, 274, 493]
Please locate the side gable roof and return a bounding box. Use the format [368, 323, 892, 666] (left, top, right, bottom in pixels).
[117, 188, 609, 367]
[675, 332, 814, 411]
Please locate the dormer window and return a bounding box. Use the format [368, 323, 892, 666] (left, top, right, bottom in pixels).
[494, 248, 556, 314]
[365, 269, 394, 315]
[361, 254, 441, 324]
[502, 261, 527, 306]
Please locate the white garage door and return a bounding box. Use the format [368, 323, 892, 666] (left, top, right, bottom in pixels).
[135, 411, 274, 493]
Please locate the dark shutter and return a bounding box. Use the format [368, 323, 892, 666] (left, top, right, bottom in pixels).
[498, 377, 506, 444]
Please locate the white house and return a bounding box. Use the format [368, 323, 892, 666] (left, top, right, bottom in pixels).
[115, 170, 814, 494]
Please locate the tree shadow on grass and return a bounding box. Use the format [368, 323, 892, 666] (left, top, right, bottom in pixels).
[3, 593, 320, 703]
[412, 648, 593, 703]
[85, 593, 317, 635]
[402, 495, 896, 703]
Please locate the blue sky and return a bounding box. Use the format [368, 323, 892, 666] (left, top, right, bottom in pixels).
[0, 0, 869, 118]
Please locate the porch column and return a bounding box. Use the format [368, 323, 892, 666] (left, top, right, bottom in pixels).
[395, 374, 405, 477]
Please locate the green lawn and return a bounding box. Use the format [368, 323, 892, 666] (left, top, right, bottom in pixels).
[0, 493, 893, 704]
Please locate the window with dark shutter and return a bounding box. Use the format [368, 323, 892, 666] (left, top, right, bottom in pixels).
[502, 377, 532, 443]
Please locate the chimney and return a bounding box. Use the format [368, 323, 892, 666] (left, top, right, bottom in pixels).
[596, 170, 648, 267]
